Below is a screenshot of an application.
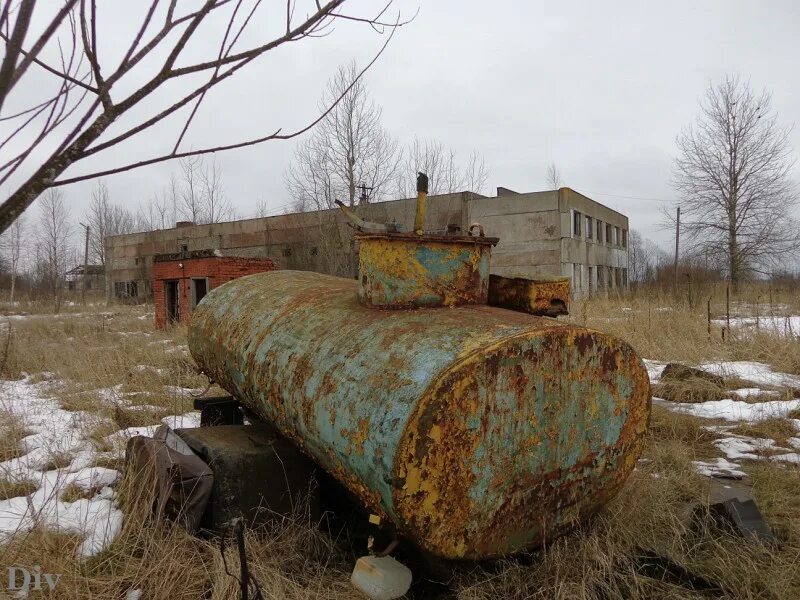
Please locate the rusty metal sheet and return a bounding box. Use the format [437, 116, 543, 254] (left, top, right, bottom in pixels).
[189, 270, 651, 560]
[356, 233, 498, 308]
[488, 274, 570, 317]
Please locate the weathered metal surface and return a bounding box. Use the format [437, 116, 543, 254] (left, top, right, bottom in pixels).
[189, 270, 651, 560]
[488, 274, 571, 317]
[356, 233, 498, 308]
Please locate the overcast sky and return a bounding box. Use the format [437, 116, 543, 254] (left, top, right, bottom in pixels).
[5, 0, 800, 250]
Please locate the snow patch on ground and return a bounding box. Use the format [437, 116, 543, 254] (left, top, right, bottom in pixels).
[730, 387, 780, 399]
[0, 376, 200, 557]
[693, 458, 746, 479]
[642, 359, 667, 384]
[712, 315, 800, 338]
[665, 397, 800, 422]
[699, 361, 800, 388]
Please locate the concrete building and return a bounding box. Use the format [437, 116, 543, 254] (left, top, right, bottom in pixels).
[105, 187, 628, 301]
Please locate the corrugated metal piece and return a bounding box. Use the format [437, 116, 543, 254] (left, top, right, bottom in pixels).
[488, 274, 570, 317]
[356, 233, 498, 308]
[189, 270, 651, 560]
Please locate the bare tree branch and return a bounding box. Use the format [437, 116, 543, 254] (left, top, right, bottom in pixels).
[0, 0, 407, 235]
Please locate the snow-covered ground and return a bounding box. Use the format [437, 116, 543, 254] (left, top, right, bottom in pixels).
[646, 358, 800, 476]
[0, 376, 199, 557]
[712, 315, 800, 338]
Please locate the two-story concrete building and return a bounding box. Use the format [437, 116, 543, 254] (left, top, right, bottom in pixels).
[105, 186, 628, 301]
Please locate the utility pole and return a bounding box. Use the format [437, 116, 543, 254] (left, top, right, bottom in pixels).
[673, 206, 680, 293]
[357, 183, 373, 205]
[79, 222, 89, 306]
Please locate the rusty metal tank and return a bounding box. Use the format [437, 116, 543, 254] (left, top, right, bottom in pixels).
[188, 268, 651, 560]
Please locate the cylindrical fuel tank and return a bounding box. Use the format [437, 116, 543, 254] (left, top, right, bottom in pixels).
[188, 270, 650, 560]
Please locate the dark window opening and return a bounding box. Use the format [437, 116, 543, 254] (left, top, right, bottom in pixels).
[310, 247, 318, 256]
[597, 220, 603, 243]
[572, 211, 582, 237]
[282, 248, 292, 257]
[606, 224, 612, 245]
[586, 216, 593, 240]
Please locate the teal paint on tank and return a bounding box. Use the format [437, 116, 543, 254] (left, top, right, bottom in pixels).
[188, 270, 651, 560]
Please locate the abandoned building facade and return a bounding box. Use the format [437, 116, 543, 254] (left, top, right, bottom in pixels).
[105, 187, 629, 303]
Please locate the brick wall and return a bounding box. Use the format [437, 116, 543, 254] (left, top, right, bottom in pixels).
[153, 256, 277, 329]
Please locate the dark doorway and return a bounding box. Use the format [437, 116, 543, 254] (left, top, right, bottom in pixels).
[191, 278, 208, 310]
[165, 280, 180, 325]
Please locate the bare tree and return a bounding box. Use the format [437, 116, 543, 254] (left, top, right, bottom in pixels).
[85, 180, 134, 263]
[177, 156, 204, 223]
[671, 75, 799, 288]
[36, 189, 72, 311]
[286, 60, 400, 210]
[0, 213, 25, 303]
[628, 229, 668, 284]
[199, 157, 235, 222]
[396, 138, 488, 197]
[137, 189, 173, 231]
[174, 156, 235, 223]
[0, 1, 409, 235]
[546, 162, 562, 189]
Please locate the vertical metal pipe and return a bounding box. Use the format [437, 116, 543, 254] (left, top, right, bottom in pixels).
[414, 172, 428, 235]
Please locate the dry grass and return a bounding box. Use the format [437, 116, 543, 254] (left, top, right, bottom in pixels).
[0, 291, 797, 598]
[41, 450, 74, 472]
[0, 408, 30, 462]
[566, 283, 800, 377]
[729, 418, 799, 447]
[0, 477, 38, 500]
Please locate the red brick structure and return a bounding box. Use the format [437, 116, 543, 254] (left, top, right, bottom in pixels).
[153, 250, 278, 329]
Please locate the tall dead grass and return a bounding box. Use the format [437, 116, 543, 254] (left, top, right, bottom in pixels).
[0, 295, 797, 599]
[567, 283, 800, 377]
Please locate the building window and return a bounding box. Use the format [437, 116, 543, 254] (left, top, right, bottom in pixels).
[621, 229, 628, 248]
[614, 226, 621, 246]
[587, 266, 594, 292]
[114, 281, 138, 299]
[282, 248, 292, 258]
[572, 211, 582, 237]
[585, 216, 593, 240]
[180, 244, 188, 253]
[605, 224, 611, 245]
[597, 220, 603, 243]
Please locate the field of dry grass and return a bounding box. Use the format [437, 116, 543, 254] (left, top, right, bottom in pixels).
[0, 285, 797, 599]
